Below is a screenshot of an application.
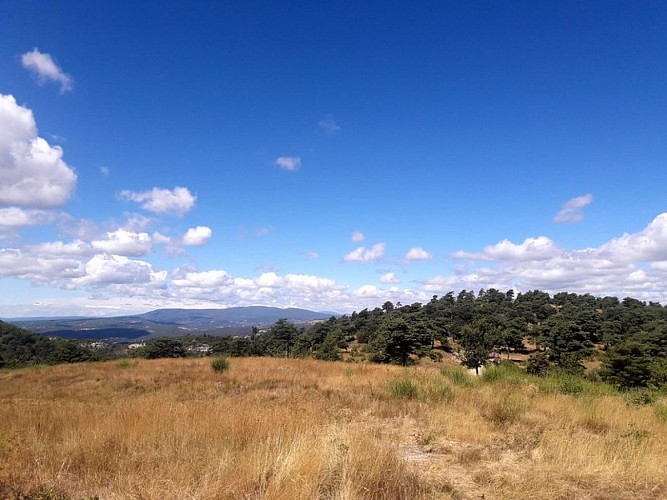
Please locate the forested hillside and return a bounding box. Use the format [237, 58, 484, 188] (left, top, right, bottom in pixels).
[201, 289, 667, 389]
[0, 321, 118, 368]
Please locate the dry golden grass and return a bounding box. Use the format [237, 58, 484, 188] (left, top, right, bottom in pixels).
[0, 358, 666, 499]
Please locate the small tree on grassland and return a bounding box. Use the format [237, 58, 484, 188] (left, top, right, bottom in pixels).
[459, 321, 495, 375]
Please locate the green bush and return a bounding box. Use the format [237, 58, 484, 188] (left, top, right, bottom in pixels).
[624, 388, 658, 406]
[210, 355, 230, 373]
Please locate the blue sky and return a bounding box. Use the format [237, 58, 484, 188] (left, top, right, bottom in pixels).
[2, 1, 667, 317]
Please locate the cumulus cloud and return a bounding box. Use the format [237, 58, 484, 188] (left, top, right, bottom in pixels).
[424, 212, 667, 303]
[553, 193, 594, 223]
[352, 231, 365, 242]
[9, 208, 667, 315]
[404, 247, 434, 261]
[380, 272, 399, 284]
[0, 208, 59, 228]
[172, 269, 233, 289]
[151, 232, 171, 245]
[91, 229, 152, 256]
[182, 226, 212, 247]
[597, 213, 667, 263]
[275, 156, 301, 171]
[454, 236, 562, 261]
[318, 115, 340, 135]
[343, 242, 386, 262]
[118, 186, 196, 216]
[0, 94, 77, 207]
[30, 240, 91, 258]
[0, 247, 82, 284]
[170, 269, 345, 309]
[21, 48, 73, 93]
[71, 254, 165, 288]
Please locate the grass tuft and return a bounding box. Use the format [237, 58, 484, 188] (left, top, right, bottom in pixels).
[388, 377, 419, 399]
[210, 355, 230, 373]
[440, 365, 477, 388]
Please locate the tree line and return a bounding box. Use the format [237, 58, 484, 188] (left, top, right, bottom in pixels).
[2, 289, 667, 390]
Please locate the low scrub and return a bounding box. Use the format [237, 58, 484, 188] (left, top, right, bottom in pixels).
[210, 355, 230, 373]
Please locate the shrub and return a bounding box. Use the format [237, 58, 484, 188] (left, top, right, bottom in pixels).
[624, 388, 658, 406]
[210, 355, 230, 373]
[526, 352, 550, 376]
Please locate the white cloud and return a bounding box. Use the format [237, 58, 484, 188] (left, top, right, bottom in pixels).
[355, 284, 383, 297]
[454, 236, 562, 261]
[343, 242, 386, 262]
[99, 166, 110, 175]
[91, 229, 152, 256]
[302, 251, 319, 260]
[152, 232, 171, 245]
[30, 240, 91, 258]
[0, 94, 77, 208]
[597, 213, 667, 263]
[352, 230, 365, 242]
[404, 247, 434, 261]
[553, 193, 593, 223]
[0, 248, 82, 284]
[21, 48, 73, 93]
[172, 270, 233, 289]
[0, 208, 59, 228]
[424, 213, 667, 303]
[182, 226, 212, 247]
[71, 254, 164, 288]
[318, 115, 340, 135]
[9, 210, 667, 316]
[118, 186, 196, 216]
[380, 272, 399, 284]
[275, 156, 301, 171]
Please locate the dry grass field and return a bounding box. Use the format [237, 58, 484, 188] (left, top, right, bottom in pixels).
[1, 357, 666, 499]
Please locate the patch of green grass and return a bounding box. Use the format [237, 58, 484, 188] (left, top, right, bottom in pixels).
[116, 358, 136, 369]
[531, 371, 616, 397]
[481, 361, 526, 386]
[653, 403, 667, 423]
[440, 366, 477, 388]
[388, 377, 419, 399]
[210, 355, 230, 373]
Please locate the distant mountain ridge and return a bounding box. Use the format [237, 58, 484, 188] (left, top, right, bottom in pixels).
[8, 306, 333, 341]
[138, 306, 331, 327]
